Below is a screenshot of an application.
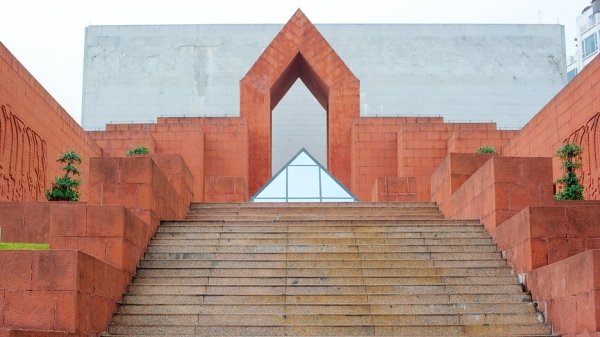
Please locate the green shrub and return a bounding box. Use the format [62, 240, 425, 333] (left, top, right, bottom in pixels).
[554, 143, 584, 200]
[475, 146, 497, 154]
[127, 146, 150, 156]
[45, 151, 81, 201]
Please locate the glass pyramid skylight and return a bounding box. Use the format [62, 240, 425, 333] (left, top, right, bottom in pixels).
[251, 148, 358, 202]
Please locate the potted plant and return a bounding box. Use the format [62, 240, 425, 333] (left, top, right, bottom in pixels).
[554, 143, 584, 200]
[127, 146, 150, 157]
[475, 146, 497, 154]
[45, 151, 82, 201]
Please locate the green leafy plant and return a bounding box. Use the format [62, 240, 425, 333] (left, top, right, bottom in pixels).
[554, 143, 584, 200]
[45, 151, 82, 201]
[475, 146, 497, 154]
[127, 146, 150, 157]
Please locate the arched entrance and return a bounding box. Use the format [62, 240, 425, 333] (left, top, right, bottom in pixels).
[240, 10, 360, 195]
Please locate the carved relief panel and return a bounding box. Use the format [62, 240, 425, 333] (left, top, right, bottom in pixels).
[566, 112, 600, 199]
[0, 105, 47, 201]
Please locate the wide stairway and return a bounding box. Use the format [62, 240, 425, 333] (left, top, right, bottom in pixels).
[103, 203, 553, 336]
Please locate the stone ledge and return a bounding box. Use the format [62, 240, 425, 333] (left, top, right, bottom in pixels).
[526, 249, 600, 336]
[0, 250, 125, 334]
[496, 203, 600, 273]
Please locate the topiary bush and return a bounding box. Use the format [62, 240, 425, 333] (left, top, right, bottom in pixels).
[127, 146, 150, 156]
[554, 143, 584, 200]
[46, 151, 82, 201]
[475, 146, 497, 154]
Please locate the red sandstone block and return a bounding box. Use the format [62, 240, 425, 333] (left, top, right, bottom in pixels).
[493, 183, 510, 210]
[548, 238, 586, 265]
[0, 251, 32, 290]
[54, 291, 78, 332]
[90, 157, 120, 184]
[130, 210, 159, 239]
[100, 184, 135, 208]
[135, 184, 156, 211]
[86, 205, 126, 237]
[214, 177, 235, 194]
[105, 238, 126, 271]
[575, 292, 597, 332]
[530, 207, 568, 239]
[508, 184, 542, 210]
[49, 203, 87, 237]
[31, 250, 77, 291]
[21, 203, 50, 243]
[65, 237, 106, 263]
[496, 211, 527, 249]
[4, 291, 56, 331]
[120, 157, 152, 184]
[0, 203, 24, 242]
[566, 206, 600, 237]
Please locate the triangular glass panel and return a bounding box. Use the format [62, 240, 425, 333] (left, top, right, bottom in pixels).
[251, 148, 358, 202]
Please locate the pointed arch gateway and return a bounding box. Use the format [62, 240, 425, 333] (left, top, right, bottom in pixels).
[241, 10, 360, 195]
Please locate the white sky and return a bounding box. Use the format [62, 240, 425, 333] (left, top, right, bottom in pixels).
[0, 0, 592, 123]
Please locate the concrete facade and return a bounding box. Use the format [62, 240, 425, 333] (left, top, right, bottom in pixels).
[82, 23, 566, 171]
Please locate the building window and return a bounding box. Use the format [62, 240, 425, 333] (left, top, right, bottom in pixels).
[583, 33, 598, 59]
[567, 68, 578, 82]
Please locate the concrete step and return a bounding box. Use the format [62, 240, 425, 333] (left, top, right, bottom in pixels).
[146, 244, 498, 254]
[111, 312, 543, 326]
[156, 227, 486, 235]
[148, 244, 496, 253]
[131, 275, 520, 286]
[150, 233, 493, 242]
[145, 244, 499, 255]
[125, 284, 524, 296]
[104, 203, 551, 337]
[106, 323, 551, 336]
[153, 231, 492, 239]
[117, 302, 536, 315]
[163, 220, 481, 227]
[120, 293, 533, 305]
[140, 254, 505, 264]
[134, 266, 513, 278]
[138, 260, 508, 269]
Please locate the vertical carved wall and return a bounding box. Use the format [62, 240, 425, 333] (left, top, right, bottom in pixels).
[565, 112, 600, 200]
[0, 104, 47, 201]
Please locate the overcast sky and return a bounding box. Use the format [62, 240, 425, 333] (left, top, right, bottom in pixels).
[0, 0, 592, 123]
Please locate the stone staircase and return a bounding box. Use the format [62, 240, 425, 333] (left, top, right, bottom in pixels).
[103, 202, 554, 336]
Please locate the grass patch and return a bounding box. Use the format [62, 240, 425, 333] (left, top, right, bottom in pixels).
[0, 242, 50, 250]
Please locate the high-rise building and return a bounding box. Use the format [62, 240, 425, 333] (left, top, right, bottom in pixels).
[567, 4, 600, 80]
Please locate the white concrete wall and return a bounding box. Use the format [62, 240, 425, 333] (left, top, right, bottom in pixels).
[82, 23, 566, 173]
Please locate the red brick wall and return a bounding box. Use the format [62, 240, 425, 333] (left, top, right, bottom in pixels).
[447, 129, 517, 154]
[504, 56, 600, 200]
[241, 10, 359, 195]
[89, 156, 190, 222]
[90, 117, 248, 202]
[497, 204, 600, 274]
[446, 156, 554, 237]
[526, 250, 600, 336]
[351, 118, 403, 201]
[0, 250, 126, 334]
[431, 153, 496, 216]
[0, 43, 101, 202]
[351, 117, 505, 201]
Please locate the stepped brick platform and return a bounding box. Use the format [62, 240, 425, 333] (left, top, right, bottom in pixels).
[102, 203, 553, 337]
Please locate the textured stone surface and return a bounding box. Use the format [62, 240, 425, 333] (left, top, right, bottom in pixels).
[103, 202, 551, 336]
